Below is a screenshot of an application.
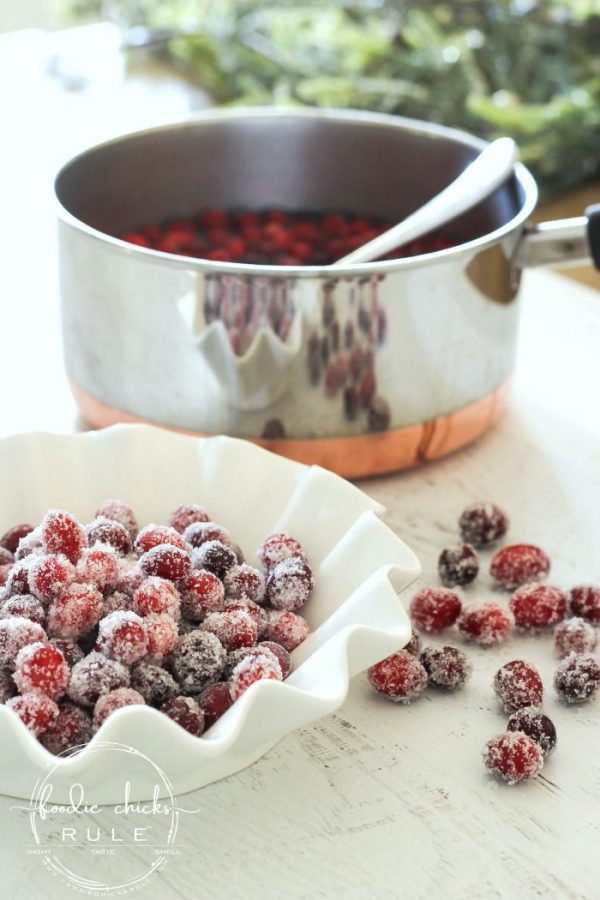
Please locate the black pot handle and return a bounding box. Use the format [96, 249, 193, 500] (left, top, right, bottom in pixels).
[585, 204, 600, 270]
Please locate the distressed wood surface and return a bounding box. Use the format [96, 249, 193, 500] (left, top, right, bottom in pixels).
[1, 28, 600, 900]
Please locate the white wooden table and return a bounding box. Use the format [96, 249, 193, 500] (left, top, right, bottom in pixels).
[0, 28, 599, 900]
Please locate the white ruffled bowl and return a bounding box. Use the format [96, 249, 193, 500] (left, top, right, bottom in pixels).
[0, 426, 420, 802]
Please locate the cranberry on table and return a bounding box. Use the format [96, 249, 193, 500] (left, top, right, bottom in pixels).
[96, 500, 138, 539]
[197, 682, 234, 728]
[257, 532, 307, 572]
[554, 617, 597, 657]
[40, 702, 92, 755]
[13, 642, 70, 699]
[420, 645, 472, 690]
[457, 603, 514, 647]
[0, 523, 34, 555]
[438, 543, 479, 587]
[93, 687, 145, 731]
[168, 504, 210, 535]
[265, 610, 309, 651]
[490, 544, 550, 590]
[554, 653, 600, 704]
[266, 557, 313, 612]
[506, 707, 557, 756]
[6, 691, 59, 736]
[86, 516, 133, 556]
[40, 509, 87, 564]
[47, 582, 104, 640]
[458, 502, 508, 547]
[230, 651, 283, 700]
[368, 650, 428, 704]
[161, 696, 205, 736]
[179, 570, 225, 620]
[410, 587, 462, 634]
[569, 585, 600, 624]
[509, 583, 567, 631]
[97, 611, 148, 665]
[68, 652, 130, 707]
[483, 731, 544, 784]
[494, 660, 543, 712]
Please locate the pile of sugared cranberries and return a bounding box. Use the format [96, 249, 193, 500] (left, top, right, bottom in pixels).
[0, 505, 312, 754]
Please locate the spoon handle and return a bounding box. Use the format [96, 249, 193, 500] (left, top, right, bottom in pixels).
[333, 137, 517, 266]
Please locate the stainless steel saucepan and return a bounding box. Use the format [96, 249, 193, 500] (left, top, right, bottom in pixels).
[54, 108, 599, 477]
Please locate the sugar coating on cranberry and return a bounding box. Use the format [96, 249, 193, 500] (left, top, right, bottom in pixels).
[459, 502, 508, 547]
[507, 707, 557, 756]
[183, 521, 230, 549]
[5, 560, 34, 598]
[202, 609, 257, 651]
[76, 546, 120, 594]
[86, 516, 133, 556]
[172, 629, 226, 693]
[230, 651, 283, 700]
[179, 570, 224, 620]
[145, 613, 179, 663]
[116, 563, 146, 597]
[6, 691, 59, 736]
[0, 670, 16, 703]
[135, 524, 189, 556]
[1, 523, 34, 555]
[368, 650, 428, 703]
[47, 583, 104, 640]
[266, 557, 313, 613]
[13, 642, 70, 699]
[438, 543, 479, 588]
[192, 541, 237, 579]
[490, 544, 550, 590]
[483, 731, 543, 784]
[40, 702, 92, 755]
[420, 645, 472, 690]
[257, 532, 307, 572]
[554, 617, 597, 657]
[265, 610, 309, 651]
[457, 603, 514, 647]
[97, 611, 147, 665]
[139, 545, 191, 582]
[130, 661, 179, 706]
[103, 591, 130, 616]
[223, 645, 272, 679]
[224, 564, 265, 604]
[68, 651, 130, 707]
[509, 582, 567, 631]
[197, 682, 233, 728]
[494, 660, 543, 712]
[161, 695, 205, 736]
[93, 687, 145, 731]
[0, 563, 13, 586]
[15, 530, 43, 561]
[1, 594, 46, 626]
[257, 640, 292, 679]
[49, 638, 84, 668]
[410, 587, 462, 634]
[40, 510, 87, 564]
[27, 552, 76, 604]
[0, 616, 47, 669]
[96, 500, 138, 539]
[569, 585, 600, 624]
[168, 504, 210, 534]
[133, 577, 181, 619]
[224, 599, 268, 638]
[554, 652, 600, 704]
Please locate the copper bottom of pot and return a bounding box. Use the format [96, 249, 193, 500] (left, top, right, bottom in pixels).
[70, 379, 511, 479]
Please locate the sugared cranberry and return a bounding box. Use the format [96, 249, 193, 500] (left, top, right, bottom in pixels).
[1, 524, 34, 555]
[197, 682, 234, 727]
[96, 500, 138, 539]
[410, 587, 462, 633]
[161, 696, 205, 736]
[0, 616, 47, 669]
[130, 660, 178, 706]
[76, 547, 120, 594]
[168, 504, 210, 534]
[494, 660, 543, 712]
[68, 652, 130, 707]
[145, 613, 179, 663]
[507, 707, 557, 756]
[15, 530, 43, 560]
[103, 591, 130, 615]
[93, 687, 145, 730]
[6, 691, 59, 736]
[97, 611, 147, 665]
[171, 629, 226, 693]
[40, 702, 92, 755]
[554, 617, 597, 657]
[483, 732, 543, 784]
[258, 640, 292, 679]
[230, 651, 283, 700]
[265, 610, 309, 651]
[257, 533, 307, 572]
[202, 610, 257, 651]
[490, 544, 550, 590]
[86, 516, 133, 556]
[116, 563, 146, 597]
[47, 583, 104, 639]
[266, 557, 313, 612]
[179, 570, 225, 620]
[49, 638, 84, 668]
[457, 603, 514, 647]
[223, 564, 265, 604]
[139, 545, 191, 582]
[27, 553, 76, 603]
[438, 543, 479, 587]
[1, 594, 45, 626]
[134, 524, 189, 556]
[459, 502, 508, 547]
[40, 510, 87, 564]
[13, 641, 69, 699]
[5, 560, 33, 598]
[509, 583, 567, 631]
[192, 541, 237, 579]
[554, 652, 600, 704]
[420, 645, 472, 690]
[569, 585, 600, 624]
[133, 577, 181, 619]
[224, 599, 268, 638]
[183, 521, 230, 549]
[368, 650, 428, 703]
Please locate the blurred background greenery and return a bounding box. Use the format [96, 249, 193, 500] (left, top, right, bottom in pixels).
[70, 0, 600, 197]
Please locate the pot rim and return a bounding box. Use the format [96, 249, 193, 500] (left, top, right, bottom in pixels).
[55, 106, 539, 277]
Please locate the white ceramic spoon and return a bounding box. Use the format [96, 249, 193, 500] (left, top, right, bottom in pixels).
[333, 137, 517, 266]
